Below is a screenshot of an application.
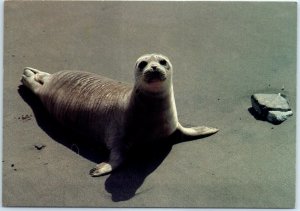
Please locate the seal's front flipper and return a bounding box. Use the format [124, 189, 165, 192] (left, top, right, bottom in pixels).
[177, 123, 219, 138]
[89, 147, 125, 177]
[90, 162, 112, 177]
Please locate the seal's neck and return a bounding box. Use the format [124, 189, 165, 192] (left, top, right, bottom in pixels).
[131, 84, 175, 110]
[128, 84, 179, 138]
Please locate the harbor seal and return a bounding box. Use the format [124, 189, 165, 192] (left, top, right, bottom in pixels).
[21, 53, 218, 176]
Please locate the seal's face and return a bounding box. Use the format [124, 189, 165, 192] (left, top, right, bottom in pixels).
[134, 54, 173, 93]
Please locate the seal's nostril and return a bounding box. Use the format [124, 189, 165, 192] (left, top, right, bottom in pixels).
[152, 66, 157, 70]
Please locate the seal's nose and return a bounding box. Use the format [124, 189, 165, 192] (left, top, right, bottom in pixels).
[151, 65, 158, 70]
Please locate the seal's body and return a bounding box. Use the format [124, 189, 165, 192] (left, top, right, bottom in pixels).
[38, 71, 132, 142]
[21, 54, 218, 176]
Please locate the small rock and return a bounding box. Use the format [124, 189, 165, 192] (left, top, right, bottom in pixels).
[11, 164, 14, 167]
[34, 144, 46, 150]
[251, 93, 293, 124]
[267, 110, 293, 123]
[19, 114, 32, 121]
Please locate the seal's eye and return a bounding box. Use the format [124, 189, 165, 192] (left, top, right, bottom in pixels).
[159, 59, 167, 66]
[138, 61, 148, 70]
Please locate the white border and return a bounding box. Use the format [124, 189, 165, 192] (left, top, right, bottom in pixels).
[0, 1, 298, 211]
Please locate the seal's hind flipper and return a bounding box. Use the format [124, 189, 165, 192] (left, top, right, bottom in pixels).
[177, 123, 219, 137]
[21, 67, 50, 94]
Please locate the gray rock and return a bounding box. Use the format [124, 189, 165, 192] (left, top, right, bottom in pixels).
[251, 93, 293, 124]
[267, 110, 293, 123]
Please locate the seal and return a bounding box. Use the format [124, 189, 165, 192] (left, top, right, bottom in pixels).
[21, 53, 218, 176]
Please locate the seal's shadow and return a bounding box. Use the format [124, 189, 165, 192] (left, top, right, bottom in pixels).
[105, 142, 173, 202]
[18, 85, 207, 202]
[105, 130, 207, 202]
[18, 85, 108, 164]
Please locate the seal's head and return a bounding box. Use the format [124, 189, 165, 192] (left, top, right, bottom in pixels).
[134, 54, 173, 93]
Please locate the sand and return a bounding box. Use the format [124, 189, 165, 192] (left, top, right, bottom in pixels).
[3, 1, 296, 208]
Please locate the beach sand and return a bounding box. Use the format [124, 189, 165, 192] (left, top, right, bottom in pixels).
[3, 1, 296, 208]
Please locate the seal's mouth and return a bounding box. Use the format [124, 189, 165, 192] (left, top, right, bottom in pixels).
[143, 70, 166, 83]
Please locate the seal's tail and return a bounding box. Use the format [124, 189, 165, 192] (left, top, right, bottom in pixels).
[21, 67, 50, 94]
